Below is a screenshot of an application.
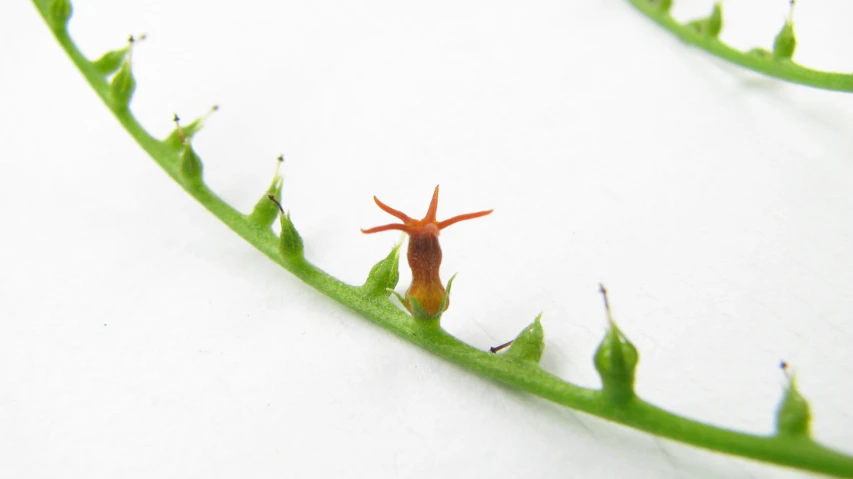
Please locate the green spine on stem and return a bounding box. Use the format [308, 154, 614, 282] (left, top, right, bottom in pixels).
[687, 2, 723, 38]
[179, 144, 204, 184]
[93, 48, 128, 75]
[594, 286, 638, 404]
[249, 156, 285, 228]
[504, 314, 545, 364]
[361, 243, 402, 298]
[773, 3, 797, 60]
[266, 195, 304, 262]
[776, 365, 811, 437]
[109, 61, 136, 110]
[165, 106, 218, 151]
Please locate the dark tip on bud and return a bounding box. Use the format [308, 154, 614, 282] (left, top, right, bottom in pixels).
[503, 314, 545, 363]
[173, 114, 180, 123]
[277, 154, 284, 163]
[274, 205, 304, 262]
[267, 194, 285, 213]
[249, 157, 286, 228]
[599, 283, 611, 311]
[489, 340, 514, 354]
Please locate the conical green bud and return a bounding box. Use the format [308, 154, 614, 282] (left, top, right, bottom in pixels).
[776, 364, 811, 437]
[179, 144, 204, 184]
[248, 156, 285, 228]
[164, 107, 218, 151]
[278, 212, 304, 261]
[594, 321, 638, 403]
[361, 243, 401, 297]
[109, 62, 136, 110]
[688, 2, 723, 38]
[93, 48, 129, 76]
[504, 314, 545, 364]
[773, 17, 796, 60]
[593, 285, 638, 403]
[265, 195, 303, 261]
[47, 0, 72, 31]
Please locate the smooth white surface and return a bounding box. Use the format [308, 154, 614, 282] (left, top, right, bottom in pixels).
[2, 0, 853, 477]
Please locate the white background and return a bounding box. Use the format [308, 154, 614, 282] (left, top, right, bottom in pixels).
[2, 0, 853, 477]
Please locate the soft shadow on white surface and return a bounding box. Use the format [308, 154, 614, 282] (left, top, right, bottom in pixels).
[2, 1, 852, 478]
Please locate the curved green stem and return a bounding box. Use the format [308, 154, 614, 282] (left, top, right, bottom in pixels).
[32, 0, 853, 476]
[627, 0, 853, 92]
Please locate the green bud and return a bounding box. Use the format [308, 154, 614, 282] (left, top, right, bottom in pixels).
[594, 321, 638, 403]
[687, 2, 723, 38]
[776, 371, 811, 437]
[773, 19, 796, 60]
[164, 107, 218, 151]
[109, 62, 136, 110]
[361, 243, 401, 297]
[47, 0, 72, 31]
[92, 48, 129, 76]
[248, 175, 284, 228]
[277, 210, 304, 261]
[179, 144, 204, 184]
[504, 314, 545, 364]
[654, 0, 672, 13]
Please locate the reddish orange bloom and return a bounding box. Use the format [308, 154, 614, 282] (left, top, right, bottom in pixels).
[362, 186, 492, 318]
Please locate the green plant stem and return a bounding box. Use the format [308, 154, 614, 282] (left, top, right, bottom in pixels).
[627, 0, 853, 92]
[32, 1, 853, 476]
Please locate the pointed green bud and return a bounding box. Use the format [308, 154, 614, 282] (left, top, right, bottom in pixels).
[47, 0, 72, 31]
[776, 364, 811, 437]
[179, 144, 204, 184]
[594, 285, 638, 403]
[278, 212, 304, 261]
[361, 243, 401, 297]
[594, 321, 638, 403]
[92, 48, 129, 76]
[164, 107, 218, 151]
[109, 62, 136, 110]
[249, 157, 285, 228]
[265, 195, 303, 261]
[773, 19, 796, 60]
[687, 2, 723, 38]
[504, 314, 545, 364]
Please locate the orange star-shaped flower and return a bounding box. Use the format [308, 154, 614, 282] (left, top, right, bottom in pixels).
[362, 186, 492, 318]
